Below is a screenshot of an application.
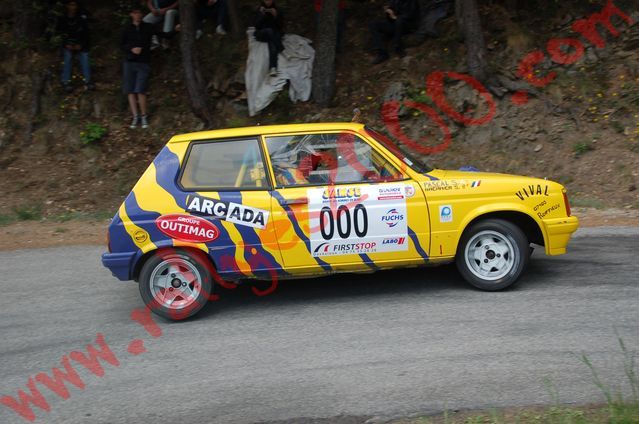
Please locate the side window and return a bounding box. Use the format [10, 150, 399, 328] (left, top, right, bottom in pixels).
[265, 132, 403, 187]
[180, 139, 268, 190]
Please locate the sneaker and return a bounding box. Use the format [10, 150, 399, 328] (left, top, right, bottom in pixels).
[161, 38, 169, 50]
[216, 25, 227, 35]
[269, 67, 277, 77]
[130, 115, 139, 129]
[196, 29, 203, 39]
[140, 115, 149, 129]
[84, 82, 95, 91]
[150, 35, 160, 50]
[371, 51, 389, 65]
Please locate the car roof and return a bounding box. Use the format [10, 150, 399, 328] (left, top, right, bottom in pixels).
[168, 122, 367, 143]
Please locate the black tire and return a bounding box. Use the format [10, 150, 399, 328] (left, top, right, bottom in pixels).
[139, 248, 214, 320]
[455, 219, 530, 291]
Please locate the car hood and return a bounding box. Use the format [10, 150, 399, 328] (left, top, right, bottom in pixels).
[419, 169, 565, 200]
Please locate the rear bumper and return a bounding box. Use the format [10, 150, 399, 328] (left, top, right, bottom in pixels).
[101, 252, 136, 281]
[544, 216, 579, 255]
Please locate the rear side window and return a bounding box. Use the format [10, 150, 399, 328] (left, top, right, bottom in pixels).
[180, 139, 268, 190]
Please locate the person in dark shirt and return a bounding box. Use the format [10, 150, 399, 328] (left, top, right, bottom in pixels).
[369, 0, 419, 64]
[253, 0, 284, 76]
[57, 0, 93, 92]
[196, 0, 229, 38]
[121, 7, 155, 129]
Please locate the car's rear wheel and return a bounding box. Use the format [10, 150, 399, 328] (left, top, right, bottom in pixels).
[456, 219, 529, 291]
[139, 248, 213, 320]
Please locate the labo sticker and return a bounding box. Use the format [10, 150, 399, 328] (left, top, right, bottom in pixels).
[186, 194, 269, 229]
[439, 205, 453, 223]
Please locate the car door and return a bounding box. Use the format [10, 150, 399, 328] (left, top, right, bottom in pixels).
[263, 130, 430, 273]
[178, 137, 283, 279]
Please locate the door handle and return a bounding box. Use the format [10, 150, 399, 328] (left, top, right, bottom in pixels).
[279, 197, 308, 206]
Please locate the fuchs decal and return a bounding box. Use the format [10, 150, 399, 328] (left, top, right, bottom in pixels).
[186, 194, 270, 229]
[156, 214, 220, 243]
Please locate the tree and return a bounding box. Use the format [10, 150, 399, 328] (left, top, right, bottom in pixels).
[226, 0, 242, 39]
[12, 0, 43, 42]
[456, 0, 489, 83]
[312, 0, 339, 107]
[179, 0, 214, 128]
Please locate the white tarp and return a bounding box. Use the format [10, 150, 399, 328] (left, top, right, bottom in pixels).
[245, 27, 315, 116]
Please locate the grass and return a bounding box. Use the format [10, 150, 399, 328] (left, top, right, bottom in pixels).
[0, 209, 112, 226]
[395, 335, 638, 424]
[573, 140, 594, 157]
[571, 197, 606, 209]
[12, 204, 43, 221]
[53, 210, 113, 222]
[0, 214, 16, 226]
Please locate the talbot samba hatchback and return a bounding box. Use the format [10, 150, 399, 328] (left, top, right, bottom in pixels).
[102, 123, 579, 320]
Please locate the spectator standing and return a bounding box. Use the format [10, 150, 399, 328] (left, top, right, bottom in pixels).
[57, 0, 93, 92]
[121, 6, 154, 129]
[254, 0, 284, 77]
[369, 0, 419, 64]
[143, 0, 179, 49]
[196, 0, 228, 38]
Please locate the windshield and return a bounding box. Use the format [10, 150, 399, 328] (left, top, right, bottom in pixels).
[364, 127, 433, 174]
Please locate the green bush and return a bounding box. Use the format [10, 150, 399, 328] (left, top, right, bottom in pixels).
[80, 122, 108, 145]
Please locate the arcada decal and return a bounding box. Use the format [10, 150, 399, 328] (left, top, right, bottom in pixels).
[186, 194, 269, 229]
[156, 214, 220, 243]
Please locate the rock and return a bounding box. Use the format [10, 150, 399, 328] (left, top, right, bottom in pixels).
[585, 47, 598, 64]
[534, 143, 543, 152]
[383, 81, 409, 117]
[400, 55, 412, 69]
[383, 81, 407, 104]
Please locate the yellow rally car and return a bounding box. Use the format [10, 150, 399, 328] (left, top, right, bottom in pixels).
[102, 123, 579, 320]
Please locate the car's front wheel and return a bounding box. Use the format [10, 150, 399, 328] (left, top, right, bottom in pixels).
[456, 219, 529, 291]
[139, 248, 213, 320]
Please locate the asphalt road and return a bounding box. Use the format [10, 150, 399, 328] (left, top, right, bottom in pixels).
[1, 227, 638, 424]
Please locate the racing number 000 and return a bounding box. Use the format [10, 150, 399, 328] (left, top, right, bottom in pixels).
[320, 204, 368, 240]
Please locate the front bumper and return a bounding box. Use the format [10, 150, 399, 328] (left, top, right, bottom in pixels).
[101, 252, 136, 281]
[544, 216, 580, 255]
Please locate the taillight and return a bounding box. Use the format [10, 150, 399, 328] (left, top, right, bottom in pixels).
[563, 191, 571, 217]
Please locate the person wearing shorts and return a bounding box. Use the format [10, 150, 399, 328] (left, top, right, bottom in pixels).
[121, 7, 154, 129]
